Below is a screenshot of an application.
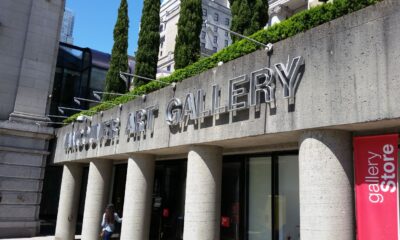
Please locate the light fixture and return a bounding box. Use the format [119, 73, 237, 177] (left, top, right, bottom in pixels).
[171, 82, 177, 90]
[92, 91, 139, 101]
[204, 20, 273, 53]
[74, 97, 101, 105]
[120, 71, 170, 86]
[36, 121, 67, 126]
[76, 115, 92, 122]
[47, 114, 68, 119]
[58, 106, 93, 115]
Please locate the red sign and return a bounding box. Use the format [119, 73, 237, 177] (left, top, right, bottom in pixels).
[162, 208, 169, 218]
[221, 216, 230, 228]
[354, 134, 399, 240]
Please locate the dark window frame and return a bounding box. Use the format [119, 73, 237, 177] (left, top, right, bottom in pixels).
[222, 150, 299, 240]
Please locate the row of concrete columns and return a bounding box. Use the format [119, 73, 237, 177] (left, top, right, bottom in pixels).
[55, 130, 354, 240]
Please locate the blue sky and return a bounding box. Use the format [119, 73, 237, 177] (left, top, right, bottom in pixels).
[66, 0, 143, 55]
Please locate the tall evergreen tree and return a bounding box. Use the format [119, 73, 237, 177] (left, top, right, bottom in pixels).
[230, 0, 252, 42]
[231, 0, 269, 42]
[248, 0, 269, 35]
[103, 0, 129, 101]
[134, 0, 160, 86]
[174, 0, 203, 70]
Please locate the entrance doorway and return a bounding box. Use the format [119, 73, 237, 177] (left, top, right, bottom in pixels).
[150, 160, 187, 240]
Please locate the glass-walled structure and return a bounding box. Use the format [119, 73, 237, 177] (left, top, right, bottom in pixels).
[49, 43, 110, 119]
[48, 42, 135, 122]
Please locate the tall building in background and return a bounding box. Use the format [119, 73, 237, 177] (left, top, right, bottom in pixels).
[60, 8, 75, 44]
[268, 0, 307, 26]
[157, 0, 232, 75]
[0, 0, 65, 237]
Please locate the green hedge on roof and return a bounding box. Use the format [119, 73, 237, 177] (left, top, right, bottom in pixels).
[65, 0, 382, 123]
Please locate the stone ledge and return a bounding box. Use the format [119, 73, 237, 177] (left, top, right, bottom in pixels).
[0, 120, 53, 139]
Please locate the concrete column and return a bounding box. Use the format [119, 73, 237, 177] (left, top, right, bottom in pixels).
[120, 154, 155, 240]
[55, 164, 83, 240]
[81, 160, 113, 240]
[299, 130, 354, 240]
[183, 145, 223, 240]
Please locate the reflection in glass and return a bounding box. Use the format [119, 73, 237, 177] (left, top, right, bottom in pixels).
[248, 157, 272, 240]
[278, 155, 300, 240]
[221, 161, 241, 240]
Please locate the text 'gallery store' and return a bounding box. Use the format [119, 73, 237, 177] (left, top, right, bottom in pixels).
[53, 1, 400, 240]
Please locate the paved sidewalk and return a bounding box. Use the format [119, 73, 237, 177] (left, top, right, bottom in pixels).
[2, 237, 53, 240]
[2, 236, 82, 240]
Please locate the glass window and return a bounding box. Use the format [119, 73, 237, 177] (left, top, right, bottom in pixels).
[159, 24, 164, 32]
[248, 157, 273, 240]
[221, 161, 242, 240]
[201, 42, 206, 48]
[214, 26, 218, 32]
[203, 8, 207, 16]
[213, 36, 218, 43]
[225, 18, 230, 26]
[225, 31, 229, 37]
[214, 13, 219, 21]
[277, 155, 300, 240]
[167, 65, 171, 71]
[201, 31, 206, 39]
[220, 153, 299, 240]
[225, 40, 229, 47]
[160, 36, 165, 48]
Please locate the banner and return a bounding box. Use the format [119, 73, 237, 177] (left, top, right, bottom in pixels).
[354, 134, 399, 240]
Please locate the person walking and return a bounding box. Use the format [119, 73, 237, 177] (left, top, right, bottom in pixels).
[100, 204, 122, 240]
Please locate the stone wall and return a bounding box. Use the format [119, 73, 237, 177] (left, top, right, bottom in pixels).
[0, 0, 64, 237]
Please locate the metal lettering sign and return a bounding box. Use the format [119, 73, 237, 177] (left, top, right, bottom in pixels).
[64, 105, 158, 152]
[64, 56, 304, 152]
[165, 56, 304, 126]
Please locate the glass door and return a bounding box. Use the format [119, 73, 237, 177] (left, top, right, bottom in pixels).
[150, 160, 187, 240]
[221, 152, 299, 240]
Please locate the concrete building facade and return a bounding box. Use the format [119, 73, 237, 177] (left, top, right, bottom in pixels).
[157, 0, 232, 74]
[158, 0, 325, 75]
[53, 1, 400, 240]
[0, 0, 64, 237]
[60, 8, 74, 44]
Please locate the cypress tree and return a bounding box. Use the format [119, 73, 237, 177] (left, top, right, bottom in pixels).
[230, 0, 252, 42]
[104, 0, 129, 101]
[134, 0, 160, 86]
[231, 0, 269, 42]
[174, 0, 203, 70]
[248, 0, 269, 35]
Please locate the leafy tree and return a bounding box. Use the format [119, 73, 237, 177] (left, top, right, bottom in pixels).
[134, 0, 160, 86]
[174, 0, 203, 69]
[104, 0, 129, 100]
[231, 0, 269, 42]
